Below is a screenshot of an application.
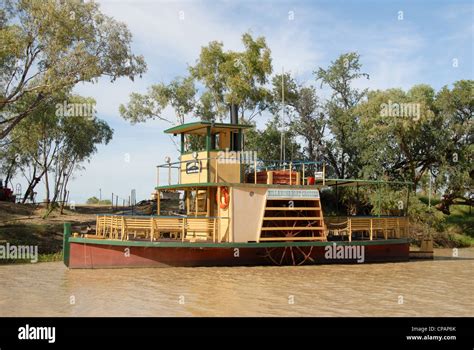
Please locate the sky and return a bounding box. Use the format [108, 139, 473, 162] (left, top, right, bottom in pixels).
[18, 0, 474, 204]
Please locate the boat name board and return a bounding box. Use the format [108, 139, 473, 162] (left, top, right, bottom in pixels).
[267, 189, 320, 199]
[185, 160, 201, 174]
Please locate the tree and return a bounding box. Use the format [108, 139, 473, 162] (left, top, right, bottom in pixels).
[119, 76, 197, 125]
[190, 32, 272, 122]
[356, 80, 473, 215]
[11, 99, 62, 204]
[1, 0, 146, 139]
[244, 116, 301, 163]
[270, 73, 326, 163]
[86, 196, 100, 204]
[314, 52, 369, 178]
[433, 80, 473, 214]
[54, 103, 113, 214]
[357, 84, 444, 187]
[120, 32, 273, 127]
[8, 94, 113, 214]
[86, 196, 111, 205]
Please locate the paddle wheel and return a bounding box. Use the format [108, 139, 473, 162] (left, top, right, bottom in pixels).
[260, 195, 326, 265]
[264, 245, 315, 266]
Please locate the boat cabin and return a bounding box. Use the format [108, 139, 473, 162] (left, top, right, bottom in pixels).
[164, 121, 251, 185]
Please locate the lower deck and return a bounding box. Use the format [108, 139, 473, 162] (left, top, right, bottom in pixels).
[65, 233, 410, 268]
[92, 214, 409, 243]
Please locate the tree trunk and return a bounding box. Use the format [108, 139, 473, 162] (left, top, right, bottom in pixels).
[22, 167, 45, 203]
[59, 174, 71, 215]
[44, 170, 50, 206]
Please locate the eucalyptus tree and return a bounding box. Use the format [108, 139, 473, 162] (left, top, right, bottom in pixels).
[314, 52, 369, 179]
[357, 84, 443, 186]
[9, 95, 113, 213]
[119, 32, 272, 126]
[269, 73, 326, 163]
[433, 80, 473, 214]
[1, 0, 146, 139]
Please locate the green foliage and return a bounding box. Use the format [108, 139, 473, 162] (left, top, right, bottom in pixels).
[119, 76, 196, 125]
[444, 204, 474, 237]
[314, 52, 369, 178]
[86, 197, 111, 205]
[270, 73, 325, 163]
[244, 116, 301, 162]
[120, 32, 272, 127]
[86, 196, 99, 204]
[358, 85, 442, 184]
[190, 32, 272, 121]
[357, 80, 473, 215]
[432, 80, 473, 214]
[368, 186, 407, 216]
[1, 0, 146, 138]
[406, 196, 446, 231]
[7, 94, 113, 208]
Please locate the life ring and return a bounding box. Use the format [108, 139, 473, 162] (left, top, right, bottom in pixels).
[216, 187, 230, 209]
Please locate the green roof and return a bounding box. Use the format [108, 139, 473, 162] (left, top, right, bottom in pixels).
[164, 121, 253, 135]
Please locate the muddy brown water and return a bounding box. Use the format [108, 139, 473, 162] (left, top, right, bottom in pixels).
[0, 248, 473, 316]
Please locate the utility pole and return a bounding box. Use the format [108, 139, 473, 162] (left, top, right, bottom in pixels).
[280, 67, 285, 164]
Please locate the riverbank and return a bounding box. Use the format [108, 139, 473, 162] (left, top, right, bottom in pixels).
[0, 202, 108, 264]
[0, 201, 176, 264]
[0, 202, 472, 265]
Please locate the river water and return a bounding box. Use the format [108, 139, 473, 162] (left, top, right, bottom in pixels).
[0, 248, 473, 317]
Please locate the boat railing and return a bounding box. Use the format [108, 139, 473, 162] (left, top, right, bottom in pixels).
[95, 214, 230, 243]
[156, 155, 325, 187]
[324, 216, 410, 241]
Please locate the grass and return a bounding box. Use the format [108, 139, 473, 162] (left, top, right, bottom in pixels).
[445, 204, 474, 237]
[38, 251, 63, 262]
[0, 223, 64, 264]
[416, 195, 473, 246]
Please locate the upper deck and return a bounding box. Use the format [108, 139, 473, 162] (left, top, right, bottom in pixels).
[157, 121, 327, 189]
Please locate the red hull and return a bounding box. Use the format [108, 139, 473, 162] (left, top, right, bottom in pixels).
[67, 241, 409, 268]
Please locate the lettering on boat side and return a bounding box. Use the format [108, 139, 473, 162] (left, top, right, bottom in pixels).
[267, 189, 320, 199]
[324, 243, 365, 263]
[18, 324, 55, 343]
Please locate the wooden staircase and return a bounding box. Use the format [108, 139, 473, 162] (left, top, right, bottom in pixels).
[259, 197, 326, 241]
